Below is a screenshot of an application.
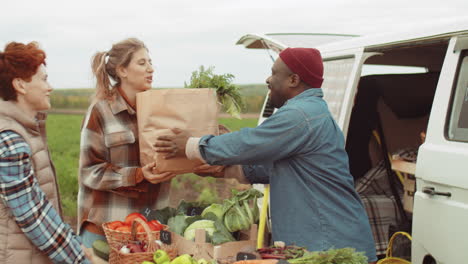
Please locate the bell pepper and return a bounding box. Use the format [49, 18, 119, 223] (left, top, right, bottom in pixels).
[124, 212, 148, 225]
[153, 249, 170, 264]
[148, 220, 163, 231]
[170, 254, 195, 264]
[115, 225, 131, 232]
[107, 220, 125, 230]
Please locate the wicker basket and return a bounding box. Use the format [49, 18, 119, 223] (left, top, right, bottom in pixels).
[103, 218, 169, 249]
[108, 218, 177, 264]
[377, 232, 412, 264]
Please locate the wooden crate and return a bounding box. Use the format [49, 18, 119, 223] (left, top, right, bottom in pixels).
[171, 225, 257, 262]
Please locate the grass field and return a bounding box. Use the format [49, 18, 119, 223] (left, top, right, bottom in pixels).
[46, 114, 259, 218]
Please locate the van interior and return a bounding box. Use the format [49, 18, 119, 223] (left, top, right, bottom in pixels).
[345, 40, 449, 257]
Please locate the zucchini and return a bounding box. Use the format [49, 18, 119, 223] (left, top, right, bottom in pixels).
[92, 239, 110, 261]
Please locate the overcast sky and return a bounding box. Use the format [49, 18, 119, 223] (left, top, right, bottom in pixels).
[1, 0, 467, 88]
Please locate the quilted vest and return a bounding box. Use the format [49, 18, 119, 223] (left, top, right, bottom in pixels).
[0, 100, 62, 264]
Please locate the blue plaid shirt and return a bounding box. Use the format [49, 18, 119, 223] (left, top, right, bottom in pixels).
[0, 130, 89, 264]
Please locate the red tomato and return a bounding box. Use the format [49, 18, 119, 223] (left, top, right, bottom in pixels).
[124, 212, 147, 226]
[115, 225, 131, 232]
[107, 221, 125, 230]
[147, 220, 163, 231]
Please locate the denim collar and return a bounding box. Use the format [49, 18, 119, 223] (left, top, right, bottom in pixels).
[285, 88, 323, 105]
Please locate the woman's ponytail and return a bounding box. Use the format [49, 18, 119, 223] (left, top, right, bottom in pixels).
[91, 51, 113, 100]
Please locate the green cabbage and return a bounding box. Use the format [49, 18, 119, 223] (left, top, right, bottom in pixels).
[201, 203, 223, 220]
[183, 220, 216, 241]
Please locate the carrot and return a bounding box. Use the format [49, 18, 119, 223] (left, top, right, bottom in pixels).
[232, 260, 279, 264]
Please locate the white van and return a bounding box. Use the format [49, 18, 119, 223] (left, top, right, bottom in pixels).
[236, 18, 468, 264]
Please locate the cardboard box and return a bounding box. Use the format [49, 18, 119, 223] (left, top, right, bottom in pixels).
[171, 225, 257, 262]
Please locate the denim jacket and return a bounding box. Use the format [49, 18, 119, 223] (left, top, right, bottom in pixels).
[199, 88, 376, 261]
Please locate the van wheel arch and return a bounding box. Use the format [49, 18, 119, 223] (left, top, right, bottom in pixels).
[422, 255, 437, 264]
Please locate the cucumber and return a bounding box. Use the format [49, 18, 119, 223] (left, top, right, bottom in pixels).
[92, 239, 110, 261]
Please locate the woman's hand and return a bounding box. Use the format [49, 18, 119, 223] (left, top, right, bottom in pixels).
[142, 162, 177, 184]
[193, 163, 225, 177]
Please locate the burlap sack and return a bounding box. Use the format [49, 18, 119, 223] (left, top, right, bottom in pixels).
[136, 88, 219, 174]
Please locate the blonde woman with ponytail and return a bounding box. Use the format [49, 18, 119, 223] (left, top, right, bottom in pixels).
[77, 38, 176, 248]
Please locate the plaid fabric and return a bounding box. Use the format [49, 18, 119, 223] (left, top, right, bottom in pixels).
[360, 194, 400, 256]
[356, 149, 417, 256]
[356, 160, 394, 197]
[356, 160, 399, 256]
[78, 91, 159, 233]
[0, 130, 89, 264]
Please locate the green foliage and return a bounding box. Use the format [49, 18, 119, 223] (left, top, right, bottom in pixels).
[49, 84, 268, 113]
[185, 66, 245, 119]
[50, 88, 93, 109]
[46, 114, 84, 218]
[219, 117, 258, 131]
[288, 248, 368, 264]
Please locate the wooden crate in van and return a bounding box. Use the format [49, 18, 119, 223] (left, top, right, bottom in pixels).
[391, 158, 416, 213]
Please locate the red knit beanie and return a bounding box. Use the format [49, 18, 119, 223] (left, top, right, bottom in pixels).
[279, 47, 324, 88]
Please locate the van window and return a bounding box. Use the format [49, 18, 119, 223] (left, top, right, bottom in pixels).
[447, 51, 468, 142]
[322, 57, 355, 120]
[362, 65, 427, 76]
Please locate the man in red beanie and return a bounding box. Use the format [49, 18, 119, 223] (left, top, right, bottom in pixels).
[155, 47, 377, 263]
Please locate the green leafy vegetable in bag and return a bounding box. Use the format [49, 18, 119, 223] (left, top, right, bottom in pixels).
[185, 65, 245, 119]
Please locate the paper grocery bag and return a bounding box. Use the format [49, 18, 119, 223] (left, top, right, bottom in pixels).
[137, 88, 219, 174]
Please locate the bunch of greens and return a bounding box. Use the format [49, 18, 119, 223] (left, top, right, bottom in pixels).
[185, 65, 245, 119]
[222, 189, 263, 232]
[288, 248, 368, 264]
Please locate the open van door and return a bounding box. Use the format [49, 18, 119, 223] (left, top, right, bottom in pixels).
[321, 50, 380, 135]
[236, 33, 364, 128]
[412, 35, 468, 264]
[258, 48, 378, 131]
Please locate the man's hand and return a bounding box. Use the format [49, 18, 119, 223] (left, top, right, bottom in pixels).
[142, 162, 177, 184]
[155, 127, 191, 159]
[193, 163, 225, 177]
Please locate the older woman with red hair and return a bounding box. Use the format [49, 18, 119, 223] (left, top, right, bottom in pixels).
[0, 42, 91, 263]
